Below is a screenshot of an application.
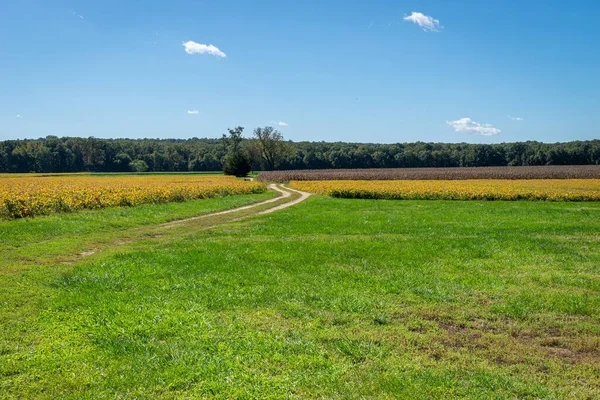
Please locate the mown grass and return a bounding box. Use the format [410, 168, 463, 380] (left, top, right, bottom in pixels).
[0, 191, 275, 272]
[1, 196, 599, 398]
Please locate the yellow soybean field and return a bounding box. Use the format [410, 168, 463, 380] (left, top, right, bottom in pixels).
[290, 179, 600, 201]
[0, 174, 265, 218]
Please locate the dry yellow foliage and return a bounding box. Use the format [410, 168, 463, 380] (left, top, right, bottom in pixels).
[0, 174, 265, 218]
[290, 179, 600, 201]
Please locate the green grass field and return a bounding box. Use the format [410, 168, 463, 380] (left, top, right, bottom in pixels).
[1, 195, 599, 398]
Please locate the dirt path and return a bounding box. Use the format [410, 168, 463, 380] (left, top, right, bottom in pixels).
[256, 185, 311, 215]
[57, 184, 311, 264]
[160, 184, 305, 228]
[2, 184, 312, 271]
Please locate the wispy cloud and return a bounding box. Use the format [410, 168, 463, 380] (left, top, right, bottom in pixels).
[447, 117, 500, 136]
[73, 12, 84, 20]
[182, 41, 226, 58]
[270, 121, 288, 127]
[508, 115, 524, 121]
[187, 110, 199, 115]
[403, 12, 441, 32]
[15, 114, 22, 118]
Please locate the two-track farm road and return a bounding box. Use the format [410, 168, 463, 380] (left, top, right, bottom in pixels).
[160, 184, 309, 227]
[5, 184, 311, 269]
[79, 184, 312, 261]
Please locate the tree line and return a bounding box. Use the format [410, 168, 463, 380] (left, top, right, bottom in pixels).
[1, 130, 599, 174]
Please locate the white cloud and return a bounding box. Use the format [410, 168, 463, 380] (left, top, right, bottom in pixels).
[403, 12, 441, 32]
[270, 121, 288, 126]
[508, 115, 524, 121]
[73, 12, 84, 19]
[15, 114, 22, 118]
[182, 41, 226, 57]
[446, 117, 501, 136]
[187, 110, 199, 115]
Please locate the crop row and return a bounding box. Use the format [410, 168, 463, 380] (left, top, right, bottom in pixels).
[259, 165, 600, 182]
[0, 175, 266, 218]
[289, 179, 600, 201]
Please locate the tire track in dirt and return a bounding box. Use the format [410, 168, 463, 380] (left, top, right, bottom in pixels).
[71, 184, 311, 261]
[160, 184, 305, 228]
[256, 185, 311, 215]
[3, 184, 312, 270]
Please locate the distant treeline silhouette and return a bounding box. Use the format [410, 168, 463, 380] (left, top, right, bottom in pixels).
[1, 136, 599, 173]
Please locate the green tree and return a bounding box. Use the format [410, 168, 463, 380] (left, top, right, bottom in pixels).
[222, 127, 251, 177]
[129, 159, 149, 172]
[113, 152, 132, 171]
[253, 126, 293, 170]
[246, 139, 263, 172]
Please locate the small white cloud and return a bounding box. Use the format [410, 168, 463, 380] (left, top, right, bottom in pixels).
[16, 114, 22, 118]
[446, 117, 500, 136]
[187, 110, 199, 115]
[270, 121, 288, 127]
[403, 12, 441, 32]
[73, 12, 84, 19]
[508, 115, 524, 121]
[182, 41, 226, 58]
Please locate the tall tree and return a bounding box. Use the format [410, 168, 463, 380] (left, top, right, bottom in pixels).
[253, 126, 293, 170]
[222, 127, 251, 177]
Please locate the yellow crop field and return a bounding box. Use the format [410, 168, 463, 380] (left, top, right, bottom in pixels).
[0, 174, 266, 218]
[290, 179, 600, 201]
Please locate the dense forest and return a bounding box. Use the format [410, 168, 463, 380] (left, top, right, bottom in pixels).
[1, 135, 600, 173]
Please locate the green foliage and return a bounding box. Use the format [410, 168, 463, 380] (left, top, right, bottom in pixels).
[222, 127, 251, 177]
[222, 153, 251, 177]
[253, 126, 294, 170]
[128, 159, 149, 172]
[1, 136, 600, 173]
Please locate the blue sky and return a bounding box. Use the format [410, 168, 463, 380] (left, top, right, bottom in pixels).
[1, 0, 599, 143]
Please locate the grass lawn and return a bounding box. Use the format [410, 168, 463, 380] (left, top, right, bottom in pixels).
[0, 191, 276, 272]
[1, 196, 599, 398]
